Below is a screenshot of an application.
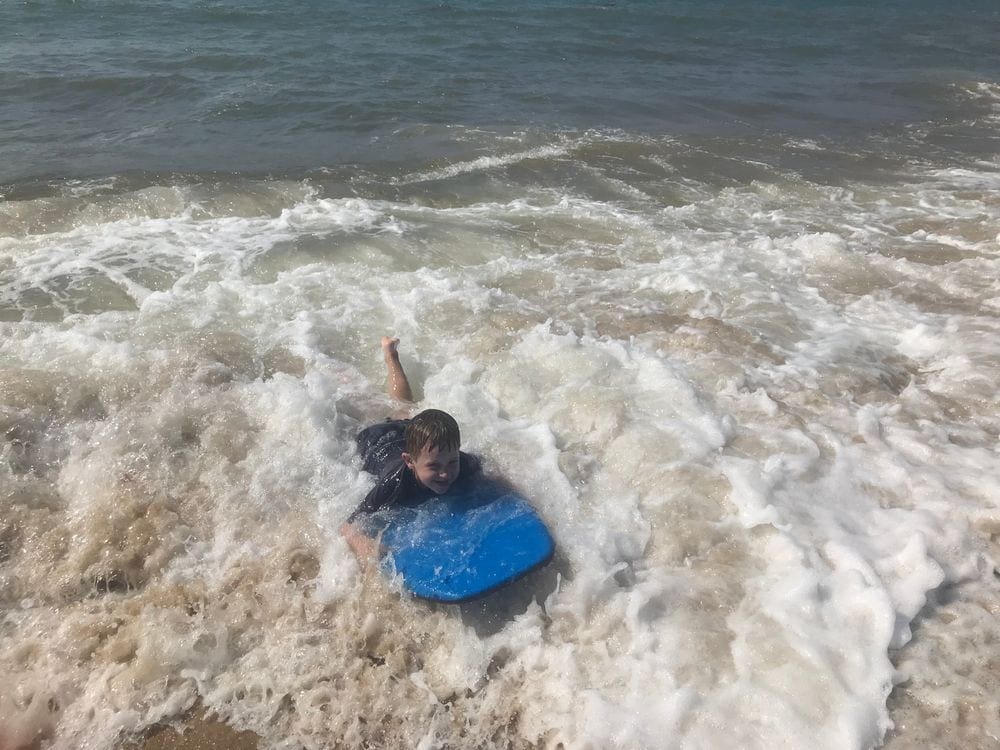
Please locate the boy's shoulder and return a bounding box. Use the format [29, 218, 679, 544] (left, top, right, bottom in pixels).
[458, 451, 481, 477]
[357, 418, 409, 475]
[358, 418, 409, 443]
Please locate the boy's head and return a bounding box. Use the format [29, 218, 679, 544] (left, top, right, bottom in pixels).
[402, 409, 461, 495]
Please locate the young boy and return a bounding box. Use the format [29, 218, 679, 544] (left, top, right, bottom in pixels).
[339, 337, 480, 559]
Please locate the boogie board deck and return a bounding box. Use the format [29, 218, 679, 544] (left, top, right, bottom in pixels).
[377, 483, 554, 603]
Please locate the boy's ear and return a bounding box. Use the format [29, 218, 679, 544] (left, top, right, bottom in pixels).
[401, 452, 415, 470]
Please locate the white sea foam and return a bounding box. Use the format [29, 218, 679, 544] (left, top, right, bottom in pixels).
[954, 81, 1000, 125]
[393, 144, 575, 185]
[0, 151, 998, 749]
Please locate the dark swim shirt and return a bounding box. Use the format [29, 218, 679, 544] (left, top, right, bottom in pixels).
[349, 419, 481, 527]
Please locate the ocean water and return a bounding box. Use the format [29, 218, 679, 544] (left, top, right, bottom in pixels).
[1, 1, 999, 749]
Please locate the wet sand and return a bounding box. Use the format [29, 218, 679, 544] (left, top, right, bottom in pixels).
[132, 716, 259, 750]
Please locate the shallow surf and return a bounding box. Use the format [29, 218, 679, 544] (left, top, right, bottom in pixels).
[2, 129, 998, 747]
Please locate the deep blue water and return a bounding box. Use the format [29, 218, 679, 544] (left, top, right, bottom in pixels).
[1, 0, 998, 183]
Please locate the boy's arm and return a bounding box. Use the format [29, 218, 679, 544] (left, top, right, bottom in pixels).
[341, 493, 384, 561]
[341, 462, 406, 561]
[339, 521, 379, 559]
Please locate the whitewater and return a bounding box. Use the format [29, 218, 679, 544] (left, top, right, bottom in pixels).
[2, 127, 998, 748]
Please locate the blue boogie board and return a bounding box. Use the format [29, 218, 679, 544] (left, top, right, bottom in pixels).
[377, 483, 554, 603]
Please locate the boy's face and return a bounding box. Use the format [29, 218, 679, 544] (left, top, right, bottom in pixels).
[402, 443, 460, 494]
